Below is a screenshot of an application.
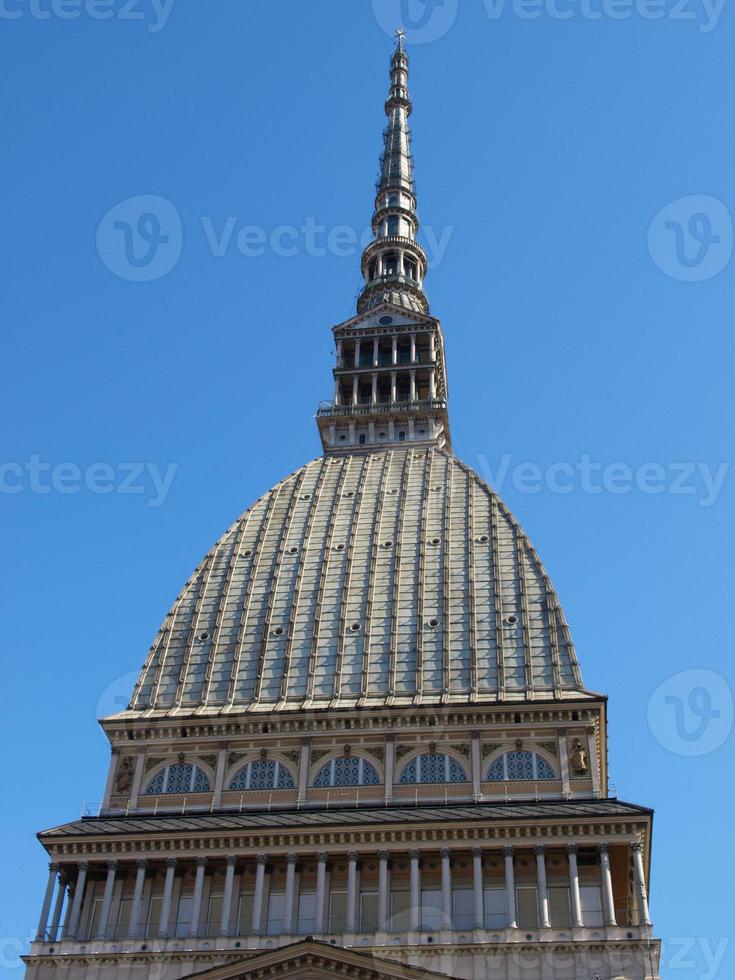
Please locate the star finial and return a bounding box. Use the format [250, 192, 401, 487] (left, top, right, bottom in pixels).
[395, 28, 406, 50]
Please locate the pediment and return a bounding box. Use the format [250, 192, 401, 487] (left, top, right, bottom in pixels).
[183, 939, 449, 979]
[333, 302, 437, 334]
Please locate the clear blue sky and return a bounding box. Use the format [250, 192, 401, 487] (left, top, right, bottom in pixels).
[1, 2, 733, 977]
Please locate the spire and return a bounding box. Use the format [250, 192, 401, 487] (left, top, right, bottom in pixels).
[357, 34, 429, 316]
[316, 38, 452, 457]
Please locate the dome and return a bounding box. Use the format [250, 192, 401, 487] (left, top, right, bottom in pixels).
[129, 448, 586, 717]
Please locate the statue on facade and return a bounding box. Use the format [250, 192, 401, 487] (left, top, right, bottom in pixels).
[570, 738, 589, 775]
[114, 756, 136, 794]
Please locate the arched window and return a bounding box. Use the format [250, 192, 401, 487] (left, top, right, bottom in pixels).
[228, 760, 295, 791]
[487, 751, 556, 782]
[313, 756, 381, 787]
[145, 763, 210, 795]
[398, 753, 468, 785]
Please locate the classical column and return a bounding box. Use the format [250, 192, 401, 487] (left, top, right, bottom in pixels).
[49, 872, 67, 941]
[97, 861, 118, 940]
[378, 851, 390, 932]
[221, 856, 237, 936]
[600, 844, 617, 926]
[129, 752, 146, 810]
[213, 744, 228, 807]
[558, 732, 571, 797]
[252, 854, 267, 935]
[101, 750, 119, 812]
[631, 841, 652, 926]
[409, 850, 421, 932]
[384, 737, 395, 804]
[354, 340, 361, 368]
[409, 369, 416, 402]
[189, 858, 207, 937]
[567, 845, 583, 927]
[471, 733, 481, 801]
[66, 863, 89, 940]
[36, 863, 60, 941]
[297, 739, 311, 805]
[390, 371, 397, 404]
[284, 854, 298, 934]
[429, 333, 436, 363]
[535, 846, 550, 928]
[158, 858, 177, 938]
[336, 339, 343, 369]
[429, 370, 436, 401]
[587, 729, 601, 798]
[373, 338, 379, 366]
[472, 849, 484, 930]
[315, 853, 327, 934]
[371, 373, 378, 405]
[410, 333, 417, 363]
[391, 337, 398, 366]
[346, 851, 359, 933]
[352, 377, 359, 407]
[60, 881, 74, 939]
[129, 859, 147, 939]
[503, 848, 517, 929]
[441, 849, 453, 929]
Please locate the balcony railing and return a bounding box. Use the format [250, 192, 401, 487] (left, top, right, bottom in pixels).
[317, 399, 447, 419]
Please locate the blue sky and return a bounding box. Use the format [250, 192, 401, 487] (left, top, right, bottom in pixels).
[1, 1, 733, 977]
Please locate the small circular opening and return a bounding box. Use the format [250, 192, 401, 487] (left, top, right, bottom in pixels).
[350, 623, 362, 633]
[478, 534, 490, 544]
[197, 631, 210, 641]
[335, 543, 346, 552]
[273, 627, 285, 637]
[383, 540, 393, 548]
[505, 615, 519, 626]
[301, 494, 311, 500]
[288, 547, 298, 555]
[243, 550, 254, 557]
[389, 488, 398, 495]
[430, 537, 441, 546]
[427, 618, 439, 629]
[345, 491, 355, 498]
[378, 315, 395, 326]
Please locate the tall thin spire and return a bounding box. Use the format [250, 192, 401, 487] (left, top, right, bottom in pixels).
[357, 35, 429, 315]
[316, 38, 451, 456]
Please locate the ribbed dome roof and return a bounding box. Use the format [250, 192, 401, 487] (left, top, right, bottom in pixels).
[129, 449, 585, 716]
